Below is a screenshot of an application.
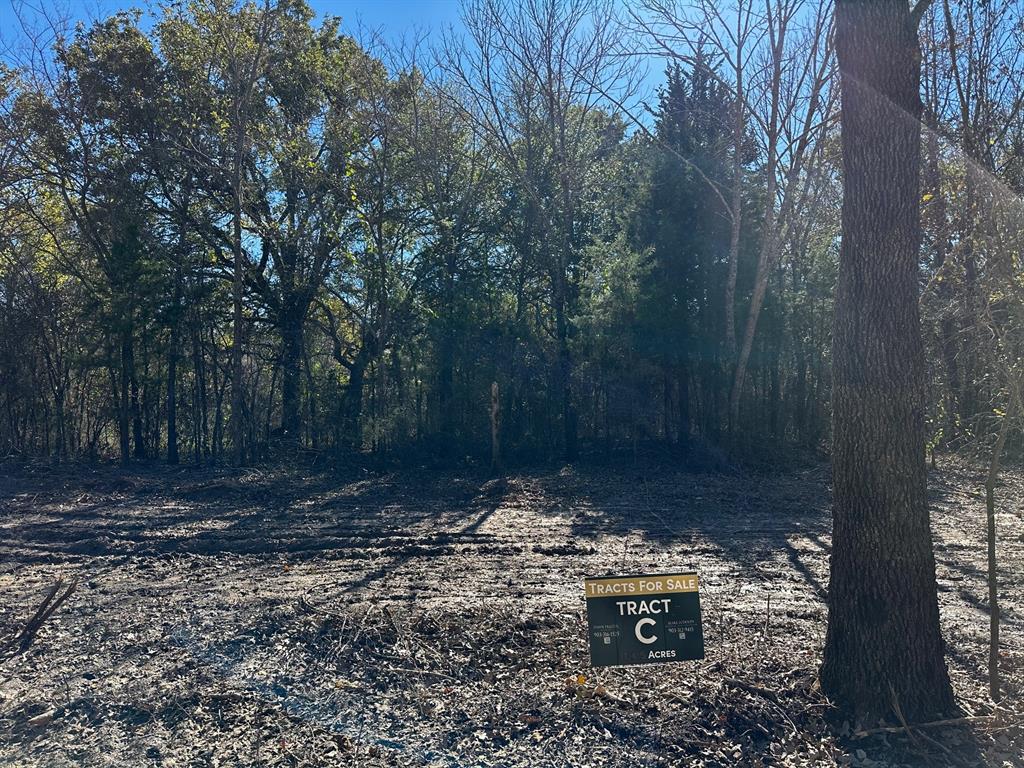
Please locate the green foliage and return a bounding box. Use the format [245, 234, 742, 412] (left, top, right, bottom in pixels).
[0, 0, 840, 463]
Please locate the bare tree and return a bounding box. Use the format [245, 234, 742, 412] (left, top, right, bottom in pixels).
[630, 0, 837, 434]
[441, 0, 637, 460]
[629, 0, 758, 359]
[928, 0, 1024, 439]
[961, 156, 1024, 702]
[205, 0, 278, 465]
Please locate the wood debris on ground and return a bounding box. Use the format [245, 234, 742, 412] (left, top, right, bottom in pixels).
[0, 457, 1021, 766]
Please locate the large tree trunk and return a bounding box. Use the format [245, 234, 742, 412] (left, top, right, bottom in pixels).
[112, 353, 130, 466]
[167, 272, 182, 464]
[678, 363, 690, 449]
[127, 334, 144, 460]
[279, 305, 304, 444]
[490, 381, 501, 472]
[342, 355, 367, 451]
[438, 335, 454, 444]
[191, 317, 209, 463]
[229, 259, 245, 465]
[437, 310, 456, 452]
[229, 118, 246, 466]
[117, 330, 142, 464]
[166, 323, 178, 465]
[724, 115, 743, 357]
[822, 0, 955, 722]
[53, 385, 66, 462]
[554, 279, 577, 462]
[437, 246, 457, 450]
[729, 190, 776, 434]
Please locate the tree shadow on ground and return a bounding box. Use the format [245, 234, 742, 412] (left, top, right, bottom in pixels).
[0, 464, 505, 568]
[0, 460, 1011, 768]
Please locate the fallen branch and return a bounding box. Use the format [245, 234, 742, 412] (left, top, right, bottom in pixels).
[391, 667, 460, 683]
[913, 728, 971, 768]
[852, 714, 1005, 738]
[723, 677, 781, 704]
[723, 677, 800, 736]
[1, 577, 78, 661]
[299, 594, 348, 622]
[889, 684, 923, 751]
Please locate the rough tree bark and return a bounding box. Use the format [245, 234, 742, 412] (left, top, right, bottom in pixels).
[438, 245, 457, 452]
[554, 274, 578, 462]
[279, 302, 305, 443]
[166, 266, 182, 465]
[822, 0, 955, 722]
[342, 354, 367, 451]
[166, 321, 178, 464]
[229, 113, 246, 466]
[128, 335, 144, 460]
[114, 344, 130, 465]
[490, 381, 501, 472]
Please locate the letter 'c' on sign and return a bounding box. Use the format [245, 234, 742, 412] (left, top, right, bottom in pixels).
[634, 617, 657, 644]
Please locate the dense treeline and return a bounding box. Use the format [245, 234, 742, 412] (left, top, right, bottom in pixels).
[0, 0, 1021, 466]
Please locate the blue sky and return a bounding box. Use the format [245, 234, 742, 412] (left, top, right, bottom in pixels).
[0, 0, 464, 29]
[1, 0, 663, 98]
[1, 0, 464, 46]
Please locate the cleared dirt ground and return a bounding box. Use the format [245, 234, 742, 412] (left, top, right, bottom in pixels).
[1, 457, 1022, 766]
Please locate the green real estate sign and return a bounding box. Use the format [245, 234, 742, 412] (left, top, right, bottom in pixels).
[585, 572, 704, 667]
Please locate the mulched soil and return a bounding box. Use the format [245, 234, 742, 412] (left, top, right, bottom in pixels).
[0, 455, 1022, 767]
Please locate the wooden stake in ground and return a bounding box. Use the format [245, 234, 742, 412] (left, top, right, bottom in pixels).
[822, 0, 955, 721]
